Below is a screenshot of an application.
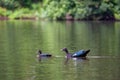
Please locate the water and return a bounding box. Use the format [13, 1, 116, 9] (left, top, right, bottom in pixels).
[0, 20, 120, 80]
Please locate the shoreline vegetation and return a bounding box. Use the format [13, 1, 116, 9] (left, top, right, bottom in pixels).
[1, 0, 120, 21]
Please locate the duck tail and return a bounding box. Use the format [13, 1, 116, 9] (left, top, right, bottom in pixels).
[86, 49, 90, 53]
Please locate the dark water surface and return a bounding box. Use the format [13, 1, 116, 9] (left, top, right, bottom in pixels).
[0, 20, 120, 80]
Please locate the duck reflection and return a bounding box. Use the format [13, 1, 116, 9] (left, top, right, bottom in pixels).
[64, 56, 89, 64]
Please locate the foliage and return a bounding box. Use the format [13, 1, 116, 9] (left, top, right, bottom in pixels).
[0, 7, 6, 16]
[0, 0, 43, 10]
[41, 0, 118, 20]
[9, 8, 41, 19]
[1, 0, 120, 20]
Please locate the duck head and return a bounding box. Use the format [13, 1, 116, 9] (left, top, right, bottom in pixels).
[62, 48, 72, 58]
[38, 50, 42, 54]
[62, 48, 69, 54]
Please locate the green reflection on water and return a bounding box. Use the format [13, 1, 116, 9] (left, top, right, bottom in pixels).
[0, 21, 120, 80]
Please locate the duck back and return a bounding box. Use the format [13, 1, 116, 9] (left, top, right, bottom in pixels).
[72, 50, 90, 57]
[40, 54, 52, 57]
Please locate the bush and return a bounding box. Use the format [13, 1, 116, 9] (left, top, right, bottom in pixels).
[9, 8, 31, 19]
[0, 7, 6, 16]
[41, 0, 118, 20]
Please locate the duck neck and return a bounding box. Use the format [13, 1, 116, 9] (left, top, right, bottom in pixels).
[65, 49, 69, 54]
[65, 50, 71, 58]
[38, 50, 42, 54]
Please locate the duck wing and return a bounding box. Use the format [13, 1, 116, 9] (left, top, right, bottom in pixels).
[40, 53, 52, 57]
[72, 50, 90, 57]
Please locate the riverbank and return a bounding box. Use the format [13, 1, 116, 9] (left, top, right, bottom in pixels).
[0, 16, 119, 21]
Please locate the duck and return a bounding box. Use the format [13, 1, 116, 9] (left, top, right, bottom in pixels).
[62, 48, 90, 58]
[37, 50, 52, 58]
